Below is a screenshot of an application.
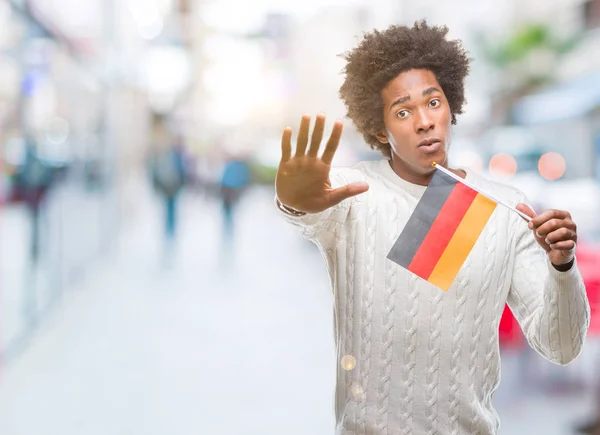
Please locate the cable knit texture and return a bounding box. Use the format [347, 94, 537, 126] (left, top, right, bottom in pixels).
[277, 159, 590, 435]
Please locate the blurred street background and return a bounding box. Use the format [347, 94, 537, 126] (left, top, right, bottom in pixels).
[0, 0, 599, 433]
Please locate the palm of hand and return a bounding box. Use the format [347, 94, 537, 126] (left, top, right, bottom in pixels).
[275, 114, 369, 214]
[276, 157, 333, 212]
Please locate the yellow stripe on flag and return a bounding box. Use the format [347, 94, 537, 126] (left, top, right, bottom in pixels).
[427, 193, 497, 291]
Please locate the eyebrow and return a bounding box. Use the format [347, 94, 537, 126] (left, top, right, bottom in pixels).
[389, 87, 442, 112]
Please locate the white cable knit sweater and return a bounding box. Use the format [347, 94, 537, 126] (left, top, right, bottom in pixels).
[278, 159, 590, 435]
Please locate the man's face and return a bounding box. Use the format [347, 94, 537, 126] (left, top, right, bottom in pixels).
[376, 69, 452, 178]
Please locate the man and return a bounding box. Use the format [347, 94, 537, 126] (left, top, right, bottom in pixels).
[275, 21, 589, 434]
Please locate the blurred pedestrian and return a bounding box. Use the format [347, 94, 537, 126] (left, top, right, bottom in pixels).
[219, 157, 251, 240]
[12, 137, 55, 263]
[275, 20, 589, 435]
[11, 135, 63, 325]
[148, 117, 188, 255]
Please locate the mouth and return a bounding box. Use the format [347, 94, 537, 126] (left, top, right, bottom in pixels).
[418, 138, 442, 154]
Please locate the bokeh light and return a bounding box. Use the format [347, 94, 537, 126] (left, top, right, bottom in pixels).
[350, 383, 364, 400]
[488, 153, 518, 178]
[341, 355, 356, 371]
[456, 150, 484, 173]
[45, 116, 70, 145]
[538, 152, 566, 181]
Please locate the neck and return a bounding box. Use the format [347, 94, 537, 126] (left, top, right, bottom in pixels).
[388, 157, 465, 186]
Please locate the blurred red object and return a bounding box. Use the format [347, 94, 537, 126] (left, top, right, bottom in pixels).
[499, 242, 600, 347]
[577, 242, 600, 335]
[499, 306, 524, 348]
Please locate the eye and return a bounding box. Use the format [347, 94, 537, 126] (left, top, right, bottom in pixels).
[396, 110, 409, 119]
[429, 98, 441, 108]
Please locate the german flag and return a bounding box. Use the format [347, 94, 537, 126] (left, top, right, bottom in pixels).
[387, 167, 497, 291]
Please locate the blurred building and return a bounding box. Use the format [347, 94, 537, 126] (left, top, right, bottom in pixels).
[0, 0, 195, 362]
[509, 0, 600, 180]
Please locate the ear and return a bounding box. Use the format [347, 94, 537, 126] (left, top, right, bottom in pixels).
[375, 131, 389, 144]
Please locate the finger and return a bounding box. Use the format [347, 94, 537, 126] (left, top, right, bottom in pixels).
[536, 219, 576, 238]
[549, 240, 577, 251]
[535, 218, 565, 238]
[281, 127, 292, 162]
[530, 209, 571, 229]
[295, 114, 311, 157]
[307, 113, 325, 157]
[321, 120, 344, 165]
[327, 182, 369, 206]
[545, 227, 576, 244]
[516, 203, 536, 225]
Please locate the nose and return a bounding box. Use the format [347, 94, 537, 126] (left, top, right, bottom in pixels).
[415, 109, 434, 133]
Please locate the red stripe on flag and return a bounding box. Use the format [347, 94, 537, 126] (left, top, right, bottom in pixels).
[408, 182, 478, 280]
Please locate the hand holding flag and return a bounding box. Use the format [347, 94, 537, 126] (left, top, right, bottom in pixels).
[516, 204, 577, 269]
[387, 162, 557, 291]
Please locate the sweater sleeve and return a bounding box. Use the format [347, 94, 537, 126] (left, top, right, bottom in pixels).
[506, 192, 590, 366]
[274, 168, 361, 248]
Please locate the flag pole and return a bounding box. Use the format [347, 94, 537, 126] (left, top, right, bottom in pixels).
[432, 162, 533, 223]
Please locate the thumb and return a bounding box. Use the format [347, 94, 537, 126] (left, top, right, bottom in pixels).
[328, 182, 369, 206]
[516, 203, 536, 223]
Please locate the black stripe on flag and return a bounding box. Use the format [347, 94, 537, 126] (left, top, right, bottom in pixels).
[387, 170, 458, 268]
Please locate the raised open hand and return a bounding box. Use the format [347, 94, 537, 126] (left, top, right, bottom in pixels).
[275, 114, 369, 214]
